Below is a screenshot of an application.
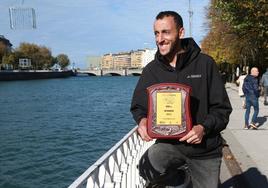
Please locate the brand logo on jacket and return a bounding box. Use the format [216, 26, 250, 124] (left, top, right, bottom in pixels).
[186, 74, 202, 79]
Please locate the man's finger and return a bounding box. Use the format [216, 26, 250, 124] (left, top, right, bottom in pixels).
[179, 131, 193, 142]
[137, 127, 152, 142]
[188, 136, 200, 144]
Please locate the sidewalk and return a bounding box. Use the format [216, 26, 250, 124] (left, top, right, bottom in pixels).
[221, 83, 268, 188]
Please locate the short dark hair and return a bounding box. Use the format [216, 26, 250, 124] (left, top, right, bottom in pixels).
[156, 11, 183, 28]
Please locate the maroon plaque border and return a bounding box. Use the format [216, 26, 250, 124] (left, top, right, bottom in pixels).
[147, 83, 192, 139]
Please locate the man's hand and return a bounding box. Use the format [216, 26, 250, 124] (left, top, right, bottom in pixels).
[137, 118, 153, 142]
[179, 124, 205, 144]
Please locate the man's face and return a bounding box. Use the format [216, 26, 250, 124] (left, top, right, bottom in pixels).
[153, 16, 183, 56]
[251, 68, 259, 77]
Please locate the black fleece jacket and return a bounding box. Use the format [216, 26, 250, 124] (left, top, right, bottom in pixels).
[130, 38, 232, 158]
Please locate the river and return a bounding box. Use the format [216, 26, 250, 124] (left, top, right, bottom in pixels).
[0, 76, 139, 188]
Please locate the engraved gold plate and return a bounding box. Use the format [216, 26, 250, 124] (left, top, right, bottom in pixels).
[156, 92, 182, 125]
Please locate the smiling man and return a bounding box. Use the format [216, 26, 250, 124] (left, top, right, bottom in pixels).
[130, 11, 232, 188]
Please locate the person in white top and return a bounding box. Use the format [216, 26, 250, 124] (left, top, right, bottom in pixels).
[236, 71, 247, 108]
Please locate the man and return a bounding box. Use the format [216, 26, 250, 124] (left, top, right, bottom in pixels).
[243, 67, 259, 129]
[130, 11, 232, 188]
[260, 68, 268, 105]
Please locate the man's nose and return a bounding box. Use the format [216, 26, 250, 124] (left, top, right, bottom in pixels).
[156, 34, 164, 43]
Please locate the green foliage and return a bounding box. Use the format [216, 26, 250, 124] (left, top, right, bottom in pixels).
[202, 0, 268, 70]
[0, 42, 10, 64]
[1, 51, 20, 69]
[1, 41, 71, 70]
[16, 43, 53, 69]
[217, 0, 267, 37]
[2, 52, 16, 67]
[56, 54, 70, 69]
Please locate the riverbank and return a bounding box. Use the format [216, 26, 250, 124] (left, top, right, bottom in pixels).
[0, 70, 75, 81]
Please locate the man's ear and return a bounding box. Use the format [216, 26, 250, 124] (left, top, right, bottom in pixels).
[179, 27, 185, 38]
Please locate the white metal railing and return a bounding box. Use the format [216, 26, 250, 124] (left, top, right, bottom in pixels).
[68, 126, 154, 188]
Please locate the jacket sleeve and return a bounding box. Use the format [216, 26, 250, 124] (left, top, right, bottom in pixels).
[253, 79, 260, 97]
[202, 61, 232, 136]
[130, 67, 152, 125]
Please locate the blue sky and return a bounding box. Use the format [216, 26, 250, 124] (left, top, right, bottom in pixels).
[0, 0, 210, 68]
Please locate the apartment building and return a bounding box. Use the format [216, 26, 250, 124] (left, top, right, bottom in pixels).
[113, 52, 131, 69]
[101, 53, 113, 70]
[130, 49, 145, 69]
[99, 48, 156, 70]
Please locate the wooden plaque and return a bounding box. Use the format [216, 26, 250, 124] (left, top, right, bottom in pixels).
[147, 83, 192, 139]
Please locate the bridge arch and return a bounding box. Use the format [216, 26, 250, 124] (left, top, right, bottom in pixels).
[103, 73, 122, 76]
[127, 73, 141, 76]
[87, 73, 97, 76]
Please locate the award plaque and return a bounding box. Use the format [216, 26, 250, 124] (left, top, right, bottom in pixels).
[147, 83, 192, 139]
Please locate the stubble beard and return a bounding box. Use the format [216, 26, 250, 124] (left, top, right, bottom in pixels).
[160, 36, 181, 62]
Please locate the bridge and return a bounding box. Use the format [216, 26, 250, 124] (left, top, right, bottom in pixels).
[77, 69, 142, 76]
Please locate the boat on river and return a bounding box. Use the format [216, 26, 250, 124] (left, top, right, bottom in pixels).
[0, 70, 75, 81]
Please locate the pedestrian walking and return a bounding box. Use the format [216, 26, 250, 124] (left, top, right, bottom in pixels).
[242, 67, 259, 129]
[236, 71, 247, 108]
[260, 68, 268, 105]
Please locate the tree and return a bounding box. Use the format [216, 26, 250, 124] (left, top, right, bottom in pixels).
[216, 0, 268, 70]
[38, 46, 53, 69]
[16, 42, 53, 70]
[205, 0, 268, 69]
[201, 0, 240, 65]
[1, 41, 72, 70]
[201, 0, 268, 77]
[56, 54, 70, 69]
[2, 52, 19, 69]
[0, 42, 9, 65]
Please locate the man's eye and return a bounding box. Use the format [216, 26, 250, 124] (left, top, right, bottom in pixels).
[163, 31, 170, 34]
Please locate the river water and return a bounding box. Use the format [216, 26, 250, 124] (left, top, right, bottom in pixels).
[0, 76, 139, 188]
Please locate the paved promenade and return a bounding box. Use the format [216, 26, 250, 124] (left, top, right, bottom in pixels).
[220, 83, 268, 188]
